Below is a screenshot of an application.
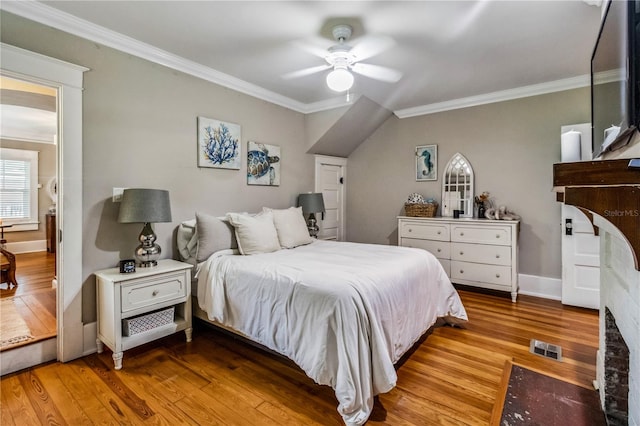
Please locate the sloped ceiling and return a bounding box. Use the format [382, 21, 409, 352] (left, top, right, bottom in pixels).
[307, 96, 392, 157]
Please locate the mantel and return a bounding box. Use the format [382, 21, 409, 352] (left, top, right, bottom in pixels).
[553, 159, 640, 270]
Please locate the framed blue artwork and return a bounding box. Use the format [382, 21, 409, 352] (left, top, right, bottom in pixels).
[197, 117, 241, 169]
[416, 144, 437, 181]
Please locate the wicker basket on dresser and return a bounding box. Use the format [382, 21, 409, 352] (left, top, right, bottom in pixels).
[398, 216, 520, 302]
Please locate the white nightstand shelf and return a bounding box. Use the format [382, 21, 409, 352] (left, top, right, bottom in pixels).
[95, 259, 193, 370]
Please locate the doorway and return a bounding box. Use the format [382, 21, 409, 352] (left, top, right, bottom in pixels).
[1, 43, 87, 375]
[0, 76, 58, 352]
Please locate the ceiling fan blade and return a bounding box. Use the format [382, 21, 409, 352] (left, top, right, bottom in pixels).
[351, 63, 403, 83]
[349, 35, 396, 62]
[290, 39, 331, 59]
[282, 64, 331, 80]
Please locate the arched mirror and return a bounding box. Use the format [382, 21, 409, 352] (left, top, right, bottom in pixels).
[442, 153, 474, 218]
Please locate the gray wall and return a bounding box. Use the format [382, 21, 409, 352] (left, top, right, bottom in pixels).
[347, 88, 591, 279]
[1, 10, 592, 324]
[1, 12, 313, 322]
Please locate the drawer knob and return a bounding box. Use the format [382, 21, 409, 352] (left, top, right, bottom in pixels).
[459, 251, 464, 255]
[496, 273, 501, 278]
[496, 234, 500, 238]
[437, 248, 441, 253]
[152, 290, 159, 296]
[460, 232, 464, 236]
[460, 270, 464, 274]
[408, 228, 412, 232]
[496, 254, 500, 258]
[437, 231, 441, 235]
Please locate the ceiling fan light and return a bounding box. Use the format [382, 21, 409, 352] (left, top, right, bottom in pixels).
[326, 68, 354, 92]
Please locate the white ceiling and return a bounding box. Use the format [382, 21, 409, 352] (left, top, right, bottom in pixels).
[3, 1, 603, 116]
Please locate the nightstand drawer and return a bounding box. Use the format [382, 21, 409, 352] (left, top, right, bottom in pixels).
[451, 242, 511, 266]
[399, 221, 449, 241]
[121, 272, 187, 313]
[401, 238, 450, 259]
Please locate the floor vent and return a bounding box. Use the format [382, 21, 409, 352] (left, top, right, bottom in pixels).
[530, 339, 563, 361]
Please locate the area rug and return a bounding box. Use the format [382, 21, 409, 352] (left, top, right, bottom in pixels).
[491, 361, 606, 425]
[0, 298, 34, 350]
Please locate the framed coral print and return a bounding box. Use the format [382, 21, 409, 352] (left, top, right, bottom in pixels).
[416, 144, 437, 181]
[247, 141, 280, 186]
[198, 117, 241, 169]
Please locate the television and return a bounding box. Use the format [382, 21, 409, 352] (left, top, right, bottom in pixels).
[591, 0, 640, 158]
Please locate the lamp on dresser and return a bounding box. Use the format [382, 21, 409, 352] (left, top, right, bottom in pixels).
[117, 188, 172, 267]
[297, 193, 325, 238]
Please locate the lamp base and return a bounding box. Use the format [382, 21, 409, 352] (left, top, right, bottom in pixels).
[307, 213, 319, 238]
[135, 222, 161, 267]
[137, 259, 158, 268]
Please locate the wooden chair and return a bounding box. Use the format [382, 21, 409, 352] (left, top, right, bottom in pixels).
[1, 247, 18, 287]
[0, 224, 18, 287]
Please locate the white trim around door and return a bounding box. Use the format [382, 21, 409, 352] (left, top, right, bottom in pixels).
[1, 43, 88, 366]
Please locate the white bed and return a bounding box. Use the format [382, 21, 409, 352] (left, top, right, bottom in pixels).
[178, 214, 468, 425]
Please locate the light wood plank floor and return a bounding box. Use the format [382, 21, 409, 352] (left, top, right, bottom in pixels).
[0, 252, 56, 350]
[0, 290, 599, 425]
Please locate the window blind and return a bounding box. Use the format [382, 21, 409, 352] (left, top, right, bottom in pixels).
[0, 148, 39, 226]
[0, 158, 31, 219]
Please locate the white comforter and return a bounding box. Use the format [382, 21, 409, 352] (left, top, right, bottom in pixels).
[196, 240, 467, 425]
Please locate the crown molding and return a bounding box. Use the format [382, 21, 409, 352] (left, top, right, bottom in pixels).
[0, 0, 310, 113]
[393, 74, 591, 118]
[1, 1, 594, 118]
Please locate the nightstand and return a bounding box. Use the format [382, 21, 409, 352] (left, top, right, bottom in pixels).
[94, 259, 193, 370]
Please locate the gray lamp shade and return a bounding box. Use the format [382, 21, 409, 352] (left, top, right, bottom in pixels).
[297, 193, 325, 214]
[118, 189, 172, 223]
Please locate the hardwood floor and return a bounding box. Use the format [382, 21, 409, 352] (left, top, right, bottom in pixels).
[0, 251, 56, 350]
[0, 290, 599, 425]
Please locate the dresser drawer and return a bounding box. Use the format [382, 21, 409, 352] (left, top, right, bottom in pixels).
[399, 221, 449, 241]
[450, 261, 511, 287]
[451, 224, 511, 246]
[401, 238, 450, 259]
[121, 272, 188, 313]
[451, 242, 511, 266]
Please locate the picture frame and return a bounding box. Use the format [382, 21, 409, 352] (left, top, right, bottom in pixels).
[247, 141, 281, 186]
[415, 144, 437, 181]
[197, 117, 241, 169]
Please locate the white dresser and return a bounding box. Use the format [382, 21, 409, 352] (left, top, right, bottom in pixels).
[398, 216, 520, 302]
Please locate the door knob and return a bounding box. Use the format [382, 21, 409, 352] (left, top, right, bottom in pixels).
[565, 218, 573, 236]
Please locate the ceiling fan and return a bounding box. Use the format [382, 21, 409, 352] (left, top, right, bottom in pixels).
[283, 24, 403, 92]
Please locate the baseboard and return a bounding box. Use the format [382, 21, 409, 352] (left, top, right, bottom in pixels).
[518, 274, 562, 300]
[5, 240, 47, 254]
[83, 321, 98, 356]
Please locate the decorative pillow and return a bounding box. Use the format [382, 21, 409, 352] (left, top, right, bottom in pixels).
[263, 206, 312, 248]
[177, 219, 198, 261]
[195, 212, 238, 262]
[226, 211, 281, 255]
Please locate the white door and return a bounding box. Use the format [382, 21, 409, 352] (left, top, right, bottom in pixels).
[561, 204, 600, 309]
[314, 155, 346, 241]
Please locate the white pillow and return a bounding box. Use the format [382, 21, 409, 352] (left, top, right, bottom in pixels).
[195, 212, 238, 262]
[226, 211, 281, 255]
[263, 207, 312, 249]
